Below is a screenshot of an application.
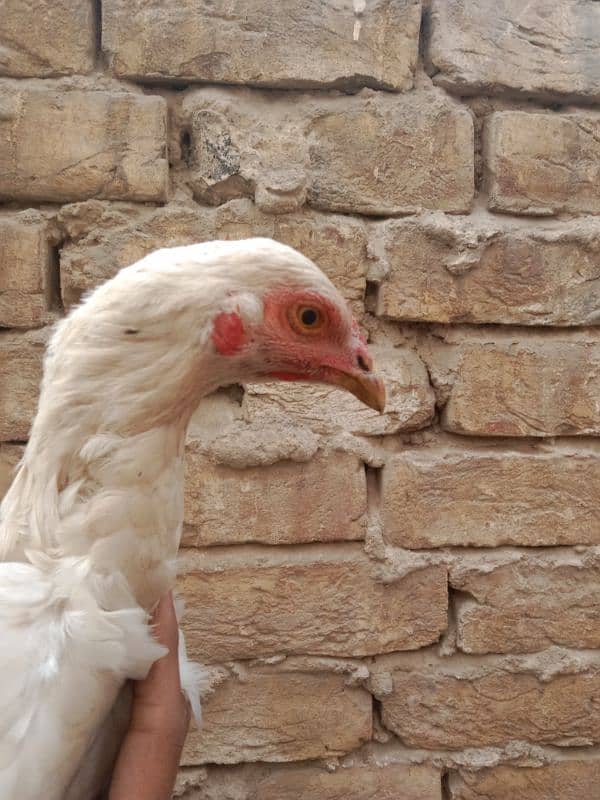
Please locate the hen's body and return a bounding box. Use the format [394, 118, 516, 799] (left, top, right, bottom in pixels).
[0, 359, 193, 800]
[0, 239, 383, 799]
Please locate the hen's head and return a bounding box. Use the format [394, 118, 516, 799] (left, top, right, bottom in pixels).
[208, 246, 385, 413]
[43, 238, 384, 433]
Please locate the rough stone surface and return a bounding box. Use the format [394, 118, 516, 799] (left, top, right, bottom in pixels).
[374, 656, 600, 749]
[183, 449, 367, 547]
[428, 0, 600, 102]
[182, 87, 474, 215]
[175, 763, 442, 800]
[243, 345, 435, 436]
[450, 761, 600, 800]
[382, 445, 600, 548]
[178, 546, 447, 660]
[374, 215, 600, 326]
[440, 339, 600, 437]
[182, 667, 372, 764]
[0, 213, 53, 328]
[453, 557, 600, 653]
[58, 199, 370, 310]
[486, 111, 600, 215]
[0, 329, 47, 441]
[254, 763, 440, 800]
[103, 0, 421, 91]
[0, 0, 94, 77]
[0, 86, 168, 203]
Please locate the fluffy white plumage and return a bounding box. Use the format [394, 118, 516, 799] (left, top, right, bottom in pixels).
[0, 238, 371, 799]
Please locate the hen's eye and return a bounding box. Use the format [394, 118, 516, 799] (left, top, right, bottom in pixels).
[301, 308, 319, 326]
[289, 304, 326, 335]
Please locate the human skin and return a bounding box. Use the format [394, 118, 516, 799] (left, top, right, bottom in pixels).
[108, 593, 190, 800]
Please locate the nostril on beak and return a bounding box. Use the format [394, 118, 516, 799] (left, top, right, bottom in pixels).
[357, 354, 372, 373]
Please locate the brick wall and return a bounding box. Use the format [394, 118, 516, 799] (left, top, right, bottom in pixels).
[1, 1, 600, 798]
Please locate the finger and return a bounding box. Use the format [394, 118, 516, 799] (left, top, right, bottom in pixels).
[136, 593, 182, 697]
[151, 591, 180, 654]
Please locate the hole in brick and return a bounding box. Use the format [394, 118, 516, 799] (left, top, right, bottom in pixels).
[419, 1, 434, 69]
[47, 243, 64, 315]
[365, 464, 383, 546]
[93, 0, 103, 68]
[441, 770, 453, 800]
[365, 464, 382, 506]
[364, 280, 379, 314]
[180, 129, 192, 166]
[371, 694, 386, 740]
[226, 384, 245, 406]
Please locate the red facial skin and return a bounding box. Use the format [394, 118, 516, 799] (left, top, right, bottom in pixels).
[260, 287, 373, 383]
[212, 310, 246, 355]
[210, 286, 384, 413]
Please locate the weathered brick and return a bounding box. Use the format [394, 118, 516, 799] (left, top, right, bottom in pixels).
[103, 0, 421, 92]
[382, 445, 600, 548]
[450, 761, 600, 800]
[428, 0, 600, 103]
[0, 444, 23, 499]
[178, 546, 447, 660]
[261, 763, 440, 800]
[0, 0, 94, 77]
[243, 345, 435, 436]
[373, 655, 600, 749]
[176, 762, 442, 800]
[485, 111, 600, 215]
[183, 449, 367, 547]
[182, 666, 372, 764]
[0, 87, 167, 203]
[374, 215, 600, 326]
[59, 199, 370, 310]
[439, 339, 600, 437]
[0, 329, 47, 442]
[182, 87, 474, 215]
[452, 556, 600, 653]
[0, 214, 52, 328]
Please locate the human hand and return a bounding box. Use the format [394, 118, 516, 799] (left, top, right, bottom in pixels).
[108, 592, 190, 800]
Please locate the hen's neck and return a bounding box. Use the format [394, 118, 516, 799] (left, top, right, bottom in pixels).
[0, 413, 190, 608]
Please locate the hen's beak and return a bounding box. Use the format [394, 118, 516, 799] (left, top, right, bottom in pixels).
[326, 368, 386, 413]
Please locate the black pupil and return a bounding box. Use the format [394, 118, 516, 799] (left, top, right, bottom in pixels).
[301, 308, 318, 326]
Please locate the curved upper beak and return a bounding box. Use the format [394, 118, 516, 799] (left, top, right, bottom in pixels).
[327, 368, 386, 413]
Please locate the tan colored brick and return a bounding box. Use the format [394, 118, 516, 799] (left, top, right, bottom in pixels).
[382, 445, 600, 548]
[0, 444, 23, 499]
[441, 339, 600, 437]
[176, 762, 441, 800]
[178, 546, 448, 660]
[103, 0, 421, 92]
[182, 667, 372, 764]
[243, 345, 435, 436]
[0, 329, 47, 442]
[0, 87, 167, 203]
[0, 214, 52, 328]
[182, 87, 473, 215]
[450, 761, 600, 800]
[257, 763, 440, 800]
[373, 655, 600, 749]
[453, 557, 600, 653]
[0, 0, 94, 77]
[183, 450, 367, 547]
[59, 199, 370, 310]
[486, 111, 600, 215]
[429, 0, 600, 103]
[375, 215, 600, 326]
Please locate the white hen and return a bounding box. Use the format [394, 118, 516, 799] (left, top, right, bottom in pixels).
[0, 238, 384, 799]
